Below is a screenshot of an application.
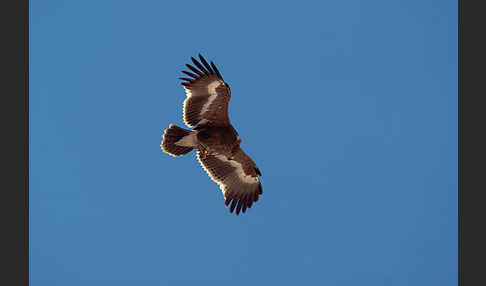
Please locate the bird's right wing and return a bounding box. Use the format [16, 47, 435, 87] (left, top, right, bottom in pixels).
[197, 148, 263, 215]
[179, 54, 232, 128]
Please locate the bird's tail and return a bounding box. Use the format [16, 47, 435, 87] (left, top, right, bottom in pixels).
[161, 124, 197, 157]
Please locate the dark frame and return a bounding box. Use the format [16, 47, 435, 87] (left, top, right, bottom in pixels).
[1, 0, 29, 285]
[3, 0, 483, 285]
[459, 0, 486, 285]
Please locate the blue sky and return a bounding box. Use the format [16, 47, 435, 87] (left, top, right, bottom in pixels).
[30, 1, 457, 285]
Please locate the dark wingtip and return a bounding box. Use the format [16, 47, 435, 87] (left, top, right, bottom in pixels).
[191, 56, 210, 75]
[198, 54, 214, 74]
[185, 64, 204, 77]
[242, 197, 248, 213]
[210, 61, 223, 79]
[182, 54, 224, 81]
[179, 77, 193, 82]
[236, 200, 243, 215]
[255, 167, 262, 176]
[230, 199, 237, 213]
[181, 70, 198, 79]
[225, 196, 232, 207]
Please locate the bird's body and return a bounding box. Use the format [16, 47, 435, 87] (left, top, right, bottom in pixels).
[161, 54, 262, 215]
[197, 125, 241, 157]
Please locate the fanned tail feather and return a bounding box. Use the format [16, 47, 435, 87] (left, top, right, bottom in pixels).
[161, 124, 196, 157]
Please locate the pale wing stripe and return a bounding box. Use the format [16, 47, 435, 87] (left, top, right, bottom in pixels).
[214, 154, 259, 184]
[199, 81, 221, 123]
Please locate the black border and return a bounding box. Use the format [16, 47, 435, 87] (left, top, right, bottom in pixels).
[1, 1, 29, 285]
[1, 0, 481, 285]
[460, 0, 486, 285]
[458, 1, 462, 284]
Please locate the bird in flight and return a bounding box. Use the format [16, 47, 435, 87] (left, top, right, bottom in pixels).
[161, 54, 263, 215]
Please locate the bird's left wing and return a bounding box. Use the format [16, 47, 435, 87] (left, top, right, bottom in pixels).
[197, 148, 263, 215]
[179, 54, 231, 128]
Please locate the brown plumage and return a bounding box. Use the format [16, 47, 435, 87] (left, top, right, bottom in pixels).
[160, 54, 263, 215]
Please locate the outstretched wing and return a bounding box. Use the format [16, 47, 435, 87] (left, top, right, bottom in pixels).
[179, 54, 231, 128]
[197, 148, 263, 215]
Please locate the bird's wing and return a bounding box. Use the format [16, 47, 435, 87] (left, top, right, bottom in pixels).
[179, 54, 231, 128]
[197, 148, 263, 215]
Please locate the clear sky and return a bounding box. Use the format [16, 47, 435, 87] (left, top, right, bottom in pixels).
[30, 0, 457, 285]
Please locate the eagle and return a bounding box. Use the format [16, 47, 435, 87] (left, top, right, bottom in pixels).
[160, 54, 263, 215]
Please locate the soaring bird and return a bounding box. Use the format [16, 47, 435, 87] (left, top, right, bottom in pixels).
[161, 54, 262, 215]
